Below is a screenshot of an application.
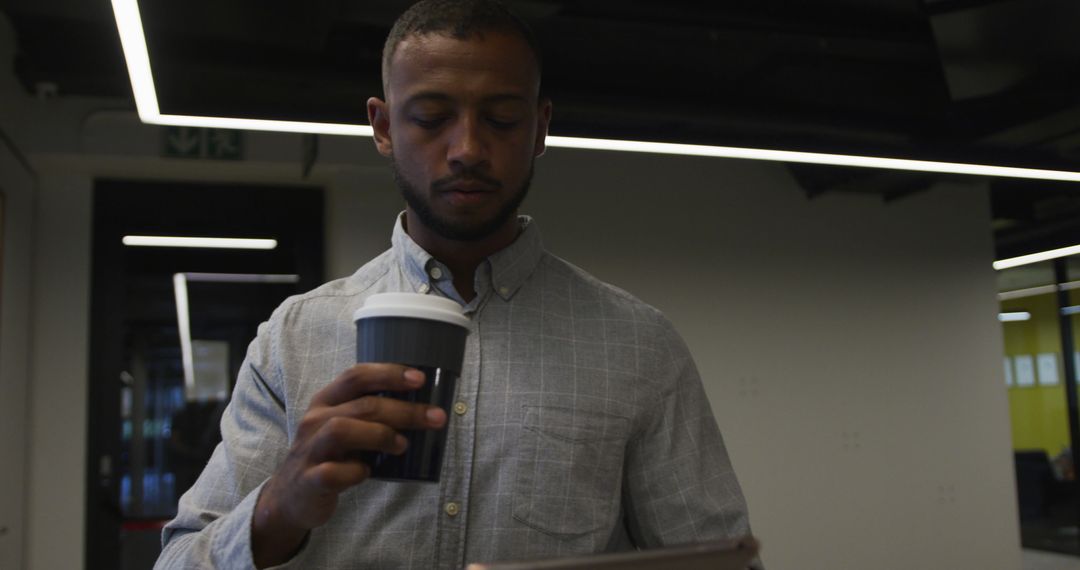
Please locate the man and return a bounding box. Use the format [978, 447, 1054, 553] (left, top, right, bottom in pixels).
[156, 1, 756, 569]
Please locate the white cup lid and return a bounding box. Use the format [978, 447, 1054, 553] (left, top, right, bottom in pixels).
[352, 292, 469, 328]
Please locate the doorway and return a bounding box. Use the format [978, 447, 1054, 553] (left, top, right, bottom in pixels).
[1001, 257, 1080, 556]
[86, 179, 323, 570]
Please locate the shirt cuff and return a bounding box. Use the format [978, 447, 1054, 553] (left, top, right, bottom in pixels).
[209, 480, 312, 570]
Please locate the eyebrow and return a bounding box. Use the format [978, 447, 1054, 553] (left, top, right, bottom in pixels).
[403, 92, 531, 106]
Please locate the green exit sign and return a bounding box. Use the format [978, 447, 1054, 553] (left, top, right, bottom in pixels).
[163, 127, 243, 160]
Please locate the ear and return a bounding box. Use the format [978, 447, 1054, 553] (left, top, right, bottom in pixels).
[533, 97, 552, 157]
[367, 96, 393, 157]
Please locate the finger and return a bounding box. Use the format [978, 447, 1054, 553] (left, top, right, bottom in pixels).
[309, 416, 408, 462]
[303, 460, 371, 494]
[311, 363, 425, 407]
[321, 396, 446, 430]
[295, 397, 445, 442]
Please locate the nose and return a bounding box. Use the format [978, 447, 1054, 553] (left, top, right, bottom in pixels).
[446, 114, 488, 172]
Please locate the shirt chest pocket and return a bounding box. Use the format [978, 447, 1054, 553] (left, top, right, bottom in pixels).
[512, 405, 631, 537]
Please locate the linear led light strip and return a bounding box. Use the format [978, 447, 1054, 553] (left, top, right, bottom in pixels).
[110, 0, 1080, 183]
[173, 272, 300, 399]
[172, 273, 195, 397]
[998, 305, 1080, 320]
[123, 235, 278, 249]
[994, 244, 1080, 270]
[997, 305, 1080, 321]
[998, 280, 1080, 301]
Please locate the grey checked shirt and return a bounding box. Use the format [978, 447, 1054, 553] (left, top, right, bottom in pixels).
[156, 215, 754, 570]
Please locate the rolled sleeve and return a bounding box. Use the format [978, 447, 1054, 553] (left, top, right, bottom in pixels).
[156, 311, 302, 569]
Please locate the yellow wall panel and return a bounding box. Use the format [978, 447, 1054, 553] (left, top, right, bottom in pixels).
[1002, 292, 1080, 457]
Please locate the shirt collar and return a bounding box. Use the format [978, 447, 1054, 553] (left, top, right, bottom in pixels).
[390, 213, 544, 302]
[391, 213, 435, 293]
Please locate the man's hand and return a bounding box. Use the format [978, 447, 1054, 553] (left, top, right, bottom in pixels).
[251, 363, 447, 568]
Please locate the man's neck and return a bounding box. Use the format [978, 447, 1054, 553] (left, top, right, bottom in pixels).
[403, 210, 519, 303]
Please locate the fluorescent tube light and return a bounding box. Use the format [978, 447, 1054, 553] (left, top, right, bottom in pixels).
[122, 236, 278, 249]
[993, 244, 1080, 270]
[111, 0, 1080, 183]
[998, 281, 1080, 301]
[184, 272, 300, 283]
[173, 273, 195, 397]
[1062, 306, 1080, 316]
[545, 137, 1080, 182]
[998, 312, 1032, 322]
[110, 0, 159, 120]
[998, 284, 1059, 301]
[143, 113, 374, 137]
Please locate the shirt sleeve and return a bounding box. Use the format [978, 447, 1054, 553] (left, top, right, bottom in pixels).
[155, 310, 308, 570]
[620, 316, 759, 561]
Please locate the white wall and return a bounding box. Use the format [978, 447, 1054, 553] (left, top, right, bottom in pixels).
[0, 112, 36, 570]
[24, 174, 91, 570]
[0, 13, 35, 570]
[1, 17, 1019, 570]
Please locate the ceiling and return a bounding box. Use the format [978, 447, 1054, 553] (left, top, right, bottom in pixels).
[3, 0, 1080, 259]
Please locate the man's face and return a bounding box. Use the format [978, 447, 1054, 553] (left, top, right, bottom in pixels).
[369, 32, 551, 241]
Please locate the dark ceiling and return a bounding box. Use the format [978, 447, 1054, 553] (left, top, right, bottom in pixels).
[4, 0, 1080, 259]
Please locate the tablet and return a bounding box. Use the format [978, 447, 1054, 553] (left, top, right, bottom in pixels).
[466, 537, 760, 570]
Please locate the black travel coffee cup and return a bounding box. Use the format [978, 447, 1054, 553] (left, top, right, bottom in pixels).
[353, 292, 469, 482]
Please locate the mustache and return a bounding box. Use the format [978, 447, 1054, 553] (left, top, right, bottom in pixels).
[431, 169, 502, 191]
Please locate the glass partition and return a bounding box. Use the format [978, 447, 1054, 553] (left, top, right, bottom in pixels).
[1002, 259, 1080, 555]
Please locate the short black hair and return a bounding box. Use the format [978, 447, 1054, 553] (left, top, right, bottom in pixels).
[382, 0, 543, 92]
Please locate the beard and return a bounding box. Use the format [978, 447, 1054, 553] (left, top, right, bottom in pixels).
[393, 159, 534, 242]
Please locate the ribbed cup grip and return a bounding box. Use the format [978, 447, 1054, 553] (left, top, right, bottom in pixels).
[356, 317, 468, 372]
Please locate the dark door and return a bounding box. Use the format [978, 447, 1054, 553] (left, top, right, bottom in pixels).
[86, 179, 324, 570]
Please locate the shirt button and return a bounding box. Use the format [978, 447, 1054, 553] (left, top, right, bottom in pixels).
[429, 267, 443, 280]
[445, 502, 460, 517]
[453, 402, 468, 415]
[498, 286, 509, 296]
[418, 283, 430, 294]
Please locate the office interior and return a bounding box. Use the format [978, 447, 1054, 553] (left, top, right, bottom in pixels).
[2, 1, 1080, 569]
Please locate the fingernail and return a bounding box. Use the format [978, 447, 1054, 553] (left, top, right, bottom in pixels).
[404, 369, 424, 385]
[395, 434, 408, 452]
[426, 407, 444, 424]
